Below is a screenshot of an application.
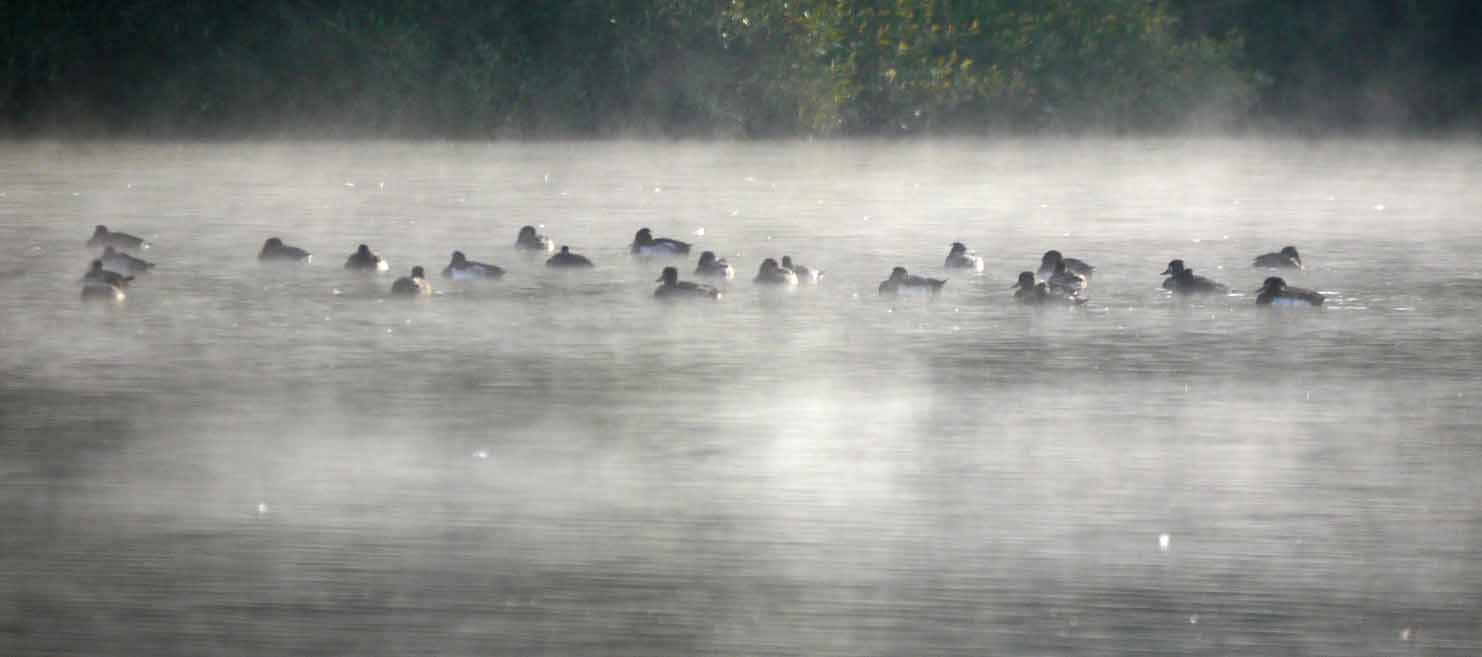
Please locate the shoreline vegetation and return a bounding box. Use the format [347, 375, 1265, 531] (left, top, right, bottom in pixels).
[5, 1, 1479, 139]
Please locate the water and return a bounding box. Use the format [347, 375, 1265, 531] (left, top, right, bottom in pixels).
[2, 139, 1480, 656]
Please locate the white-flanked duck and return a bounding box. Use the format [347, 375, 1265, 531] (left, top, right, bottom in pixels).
[442, 251, 505, 280]
[515, 225, 554, 252]
[1255, 276, 1324, 306]
[81, 260, 132, 288]
[754, 258, 799, 286]
[944, 242, 985, 271]
[1010, 271, 1080, 305]
[1253, 246, 1303, 270]
[1045, 260, 1087, 296]
[631, 228, 691, 256]
[1161, 259, 1228, 294]
[259, 237, 311, 263]
[781, 256, 821, 283]
[344, 244, 389, 272]
[101, 246, 153, 275]
[391, 266, 432, 296]
[694, 251, 735, 280]
[546, 245, 594, 268]
[1039, 250, 1093, 278]
[654, 266, 721, 300]
[878, 266, 945, 296]
[87, 225, 148, 251]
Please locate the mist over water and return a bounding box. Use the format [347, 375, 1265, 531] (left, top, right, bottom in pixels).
[2, 139, 1480, 655]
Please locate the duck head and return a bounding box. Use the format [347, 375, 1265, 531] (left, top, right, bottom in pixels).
[93, 225, 108, 236]
[1258, 276, 1286, 293]
[90, 259, 104, 272]
[657, 266, 679, 285]
[1281, 246, 1301, 262]
[410, 266, 426, 279]
[1161, 259, 1186, 276]
[633, 228, 654, 245]
[949, 242, 968, 256]
[356, 244, 372, 256]
[264, 237, 284, 249]
[698, 251, 717, 267]
[450, 250, 467, 264]
[1054, 260, 1069, 275]
[781, 256, 796, 269]
[1012, 271, 1036, 290]
[518, 225, 538, 240]
[1041, 250, 1063, 267]
[558, 245, 571, 254]
[889, 266, 909, 281]
[757, 258, 781, 275]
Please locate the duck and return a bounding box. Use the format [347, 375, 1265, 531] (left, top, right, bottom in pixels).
[546, 245, 594, 268]
[87, 225, 148, 251]
[654, 266, 721, 299]
[631, 228, 691, 256]
[693, 251, 736, 279]
[344, 244, 389, 271]
[944, 242, 985, 271]
[81, 260, 133, 287]
[1010, 271, 1080, 305]
[101, 246, 154, 275]
[781, 256, 821, 284]
[754, 258, 799, 285]
[390, 266, 432, 296]
[515, 225, 554, 252]
[1253, 246, 1303, 269]
[1039, 250, 1094, 278]
[442, 251, 505, 280]
[259, 237, 311, 263]
[878, 267, 946, 296]
[1160, 259, 1228, 294]
[1255, 276, 1324, 306]
[1045, 260, 1087, 296]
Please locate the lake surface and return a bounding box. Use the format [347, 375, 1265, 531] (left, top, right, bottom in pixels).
[1, 139, 1480, 656]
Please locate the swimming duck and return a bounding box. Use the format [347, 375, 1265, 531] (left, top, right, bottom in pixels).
[442, 251, 505, 280]
[1010, 271, 1080, 305]
[654, 266, 721, 299]
[631, 228, 691, 256]
[391, 266, 432, 296]
[1255, 276, 1324, 306]
[1253, 246, 1303, 269]
[259, 237, 311, 263]
[1045, 260, 1087, 296]
[87, 225, 148, 251]
[516, 225, 554, 252]
[1039, 250, 1094, 278]
[101, 246, 154, 275]
[781, 256, 821, 283]
[81, 260, 133, 287]
[1160, 259, 1228, 294]
[344, 244, 389, 271]
[944, 242, 985, 271]
[693, 251, 735, 279]
[546, 245, 594, 268]
[754, 258, 799, 286]
[878, 267, 946, 296]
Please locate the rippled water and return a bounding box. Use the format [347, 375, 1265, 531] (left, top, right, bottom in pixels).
[2, 140, 1480, 656]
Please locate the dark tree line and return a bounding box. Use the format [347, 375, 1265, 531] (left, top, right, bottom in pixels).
[2, 0, 1477, 137]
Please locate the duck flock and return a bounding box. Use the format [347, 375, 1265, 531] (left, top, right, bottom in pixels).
[79, 224, 1323, 307]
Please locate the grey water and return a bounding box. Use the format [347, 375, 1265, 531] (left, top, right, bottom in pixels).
[1, 139, 1480, 656]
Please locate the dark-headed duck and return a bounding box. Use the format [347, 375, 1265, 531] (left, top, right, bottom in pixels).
[754, 258, 799, 286]
[516, 225, 554, 252]
[391, 266, 432, 296]
[442, 251, 505, 280]
[1253, 246, 1303, 270]
[878, 267, 945, 296]
[654, 266, 721, 299]
[1255, 276, 1324, 306]
[344, 244, 389, 272]
[631, 228, 691, 256]
[546, 245, 594, 268]
[694, 251, 736, 280]
[944, 242, 985, 271]
[87, 225, 148, 251]
[1039, 250, 1093, 277]
[781, 256, 821, 284]
[1161, 259, 1228, 294]
[259, 237, 311, 263]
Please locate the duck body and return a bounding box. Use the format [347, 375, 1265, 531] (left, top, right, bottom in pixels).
[944, 243, 985, 272]
[878, 267, 945, 296]
[781, 256, 821, 284]
[754, 258, 799, 286]
[631, 228, 691, 256]
[546, 246, 594, 268]
[81, 281, 126, 301]
[1253, 246, 1303, 269]
[1039, 250, 1093, 278]
[345, 244, 389, 272]
[1256, 277, 1324, 306]
[101, 246, 154, 275]
[654, 266, 721, 299]
[442, 251, 505, 280]
[694, 251, 735, 280]
[82, 260, 132, 288]
[515, 226, 555, 253]
[391, 266, 432, 296]
[259, 238, 312, 263]
[87, 225, 148, 251]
